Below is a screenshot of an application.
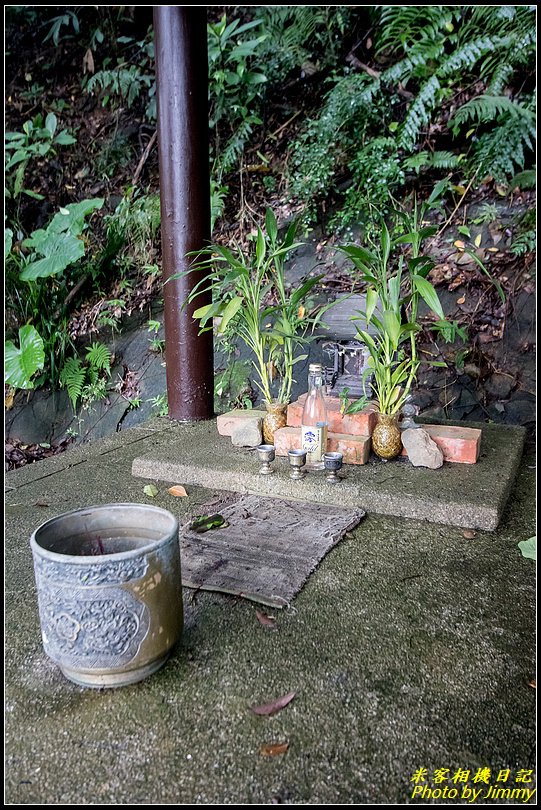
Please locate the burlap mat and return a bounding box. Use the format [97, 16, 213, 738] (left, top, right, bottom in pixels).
[180, 493, 365, 608]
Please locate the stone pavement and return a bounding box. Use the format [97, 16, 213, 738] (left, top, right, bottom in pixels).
[5, 419, 536, 804]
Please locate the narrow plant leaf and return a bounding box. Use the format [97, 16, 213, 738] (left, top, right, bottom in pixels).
[143, 484, 159, 497]
[259, 741, 289, 757]
[168, 485, 188, 497]
[255, 610, 276, 629]
[251, 691, 296, 716]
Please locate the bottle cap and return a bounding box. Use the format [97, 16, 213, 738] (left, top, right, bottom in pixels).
[309, 363, 323, 373]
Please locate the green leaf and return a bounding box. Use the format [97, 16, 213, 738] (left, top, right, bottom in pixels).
[44, 112, 57, 136]
[383, 310, 401, 348]
[265, 207, 277, 243]
[255, 226, 266, 264]
[143, 484, 159, 498]
[4, 325, 45, 390]
[47, 198, 104, 236]
[5, 228, 13, 259]
[412, 275, 445, 319]
[54, 130, 77, 146]
[217, 296, 243, 334]
[365, 288, 379, 326]
[20, 232, 85, 280]
[518, 536, 536, 560]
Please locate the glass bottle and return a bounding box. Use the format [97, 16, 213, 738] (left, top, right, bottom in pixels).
[301, 363, 328, 470]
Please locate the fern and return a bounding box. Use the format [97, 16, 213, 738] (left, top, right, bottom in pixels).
[510, 229, 536, 257]
[511, 169, 536, 190]
[87, 67, 153, 107]
[60, 357, 85, 411]
[449, 95, 534, 131]
[470, 113, 535, 181]
[398, 75, 441, 150]
[86, 342, 111, 373]
[403, 151, 460, 173]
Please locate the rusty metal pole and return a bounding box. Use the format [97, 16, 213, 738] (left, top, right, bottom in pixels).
[154, 6, 214, 420]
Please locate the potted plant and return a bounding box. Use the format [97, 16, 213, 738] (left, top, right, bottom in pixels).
[184, 208, 333, 442]
[339, 198, 451, 459]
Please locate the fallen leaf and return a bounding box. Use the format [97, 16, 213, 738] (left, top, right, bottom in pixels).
[251, 691, 296, 717]
[34, 500, 49, 508]
[453, 239, 466, 251]
[474, 234, 482, 248]
[143, 484, 159, 497]
[168, 485, 188, 497]
[297, 305, 305, 319]
[256, 610, 277, 629]
[5, 388, 15, 409]
[189, 514, 228, 533]
[259, 741, 289, 757]
[518, 536, 536, 560]
[528, 679, 536, 689]
[457, 296, 466, 305]
[82, 47, 95, 74]
[463, 529, 476, 539]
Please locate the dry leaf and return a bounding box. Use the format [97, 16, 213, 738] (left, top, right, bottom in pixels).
[143, 484, 158, 497]
[168, 485, 188, 497]
[463, 529, 476, 539]
[34, 500, 49, 508]
[528, 679, 536, 689]
[256, 610, 277, 629]
[5, 388, 15, 410]
[474, 234, 482, 248]
[251, 691, 296, 717]
[453, 239, 465, 251]
[259, 741, 289, 757]
[297, 305, 305, 319]
[457, 296, 466, 305]
[83, 48, 95, 74]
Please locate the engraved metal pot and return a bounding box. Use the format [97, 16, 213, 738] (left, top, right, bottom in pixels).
[30, 503, 183, 689]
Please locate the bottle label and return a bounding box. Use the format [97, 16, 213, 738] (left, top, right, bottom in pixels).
[301, 424, 328, 462]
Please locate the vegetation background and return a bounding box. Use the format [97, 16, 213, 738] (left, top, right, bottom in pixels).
[4, 5, 536, 468]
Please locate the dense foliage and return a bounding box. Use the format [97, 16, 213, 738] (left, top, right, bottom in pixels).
[4, 5, 536, 411]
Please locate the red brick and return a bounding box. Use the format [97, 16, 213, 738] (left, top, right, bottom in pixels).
[401, 424, 481, 464]
[217, 409, 266, 437]
[287, 394, 377, 436]
[273, 427, 371, 466]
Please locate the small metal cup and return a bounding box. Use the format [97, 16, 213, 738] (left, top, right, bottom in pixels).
[257, 444, 275, 475]
[324, 451, 343, 483]
[288, 449, 307, 480]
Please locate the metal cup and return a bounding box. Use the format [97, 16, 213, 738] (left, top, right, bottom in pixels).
[257, 444, 276, 475]
[288, 449, 307, 480]
[324, 451, 343, 483]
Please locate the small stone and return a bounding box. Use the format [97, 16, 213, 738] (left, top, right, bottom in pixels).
[402, 428, 444, 469]
[231, 418, 263, 448]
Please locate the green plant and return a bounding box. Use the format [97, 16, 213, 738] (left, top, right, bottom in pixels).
[182, 208, 332, 405]
[146, 319, 165, 353]
[60, 342, 112, 411]
[288, 6, 535, 230]
[4, 325, 45, 391]
[207, 14, 268, 176]
[5, 113, 76, 199]
[339, 199, 448, 416]
[5, 198, 104, 387]
[148, 392, 168, 417]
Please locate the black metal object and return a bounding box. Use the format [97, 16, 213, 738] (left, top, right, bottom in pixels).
[154, 7, 214, 421]
[317, 295, 375, 399]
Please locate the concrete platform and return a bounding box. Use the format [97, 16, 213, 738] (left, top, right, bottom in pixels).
[5, 418, 536, 804]
[132, 420, 526, 530]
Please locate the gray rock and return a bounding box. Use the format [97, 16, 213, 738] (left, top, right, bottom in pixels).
[402, 428, 444, 469]
[231, 417, 263, 447]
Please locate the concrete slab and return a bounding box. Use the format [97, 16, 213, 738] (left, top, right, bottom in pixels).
[4, 418, 536, 804]
[132, 420, 526, 530]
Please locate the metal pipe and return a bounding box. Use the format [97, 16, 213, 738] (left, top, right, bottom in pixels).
[154, 6, 214, 421]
